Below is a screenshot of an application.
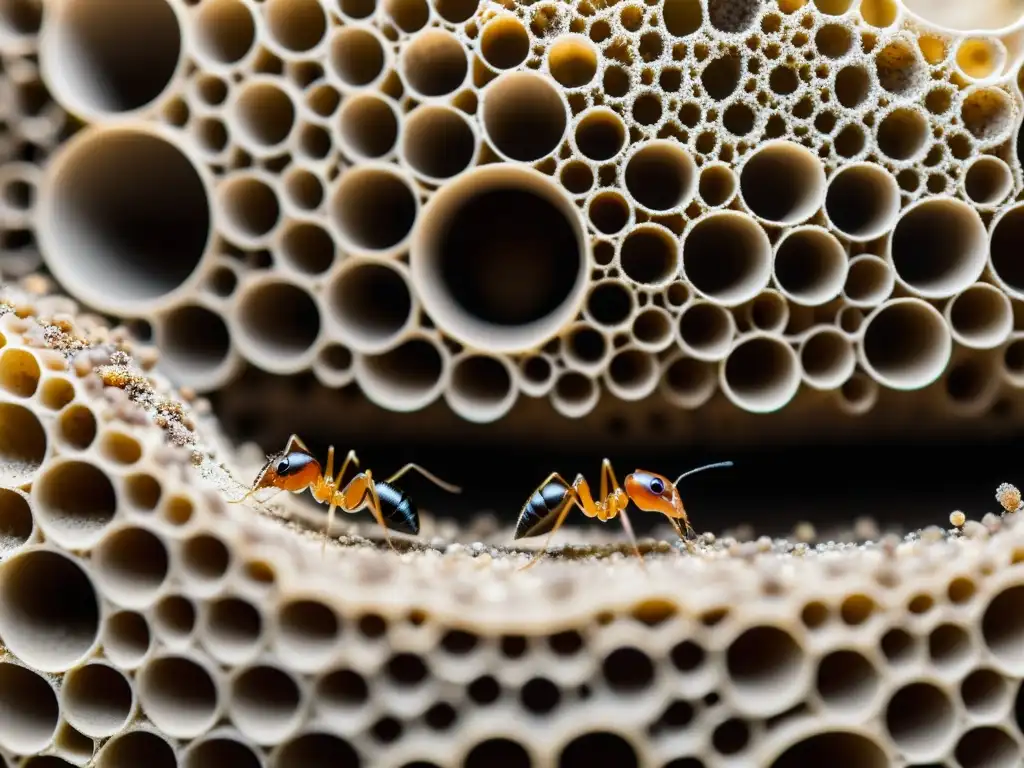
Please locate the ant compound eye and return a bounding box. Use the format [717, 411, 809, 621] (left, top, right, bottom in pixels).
[649, 477, 665, 494]
[277, 458, 290, 474]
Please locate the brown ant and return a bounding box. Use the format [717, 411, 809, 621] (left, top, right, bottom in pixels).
[514, 459, 733, 569]
[230, 435, 461, 550]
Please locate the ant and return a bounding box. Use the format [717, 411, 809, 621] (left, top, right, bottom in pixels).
[514, 459, 733, 570]
[230, 434, 461, 551]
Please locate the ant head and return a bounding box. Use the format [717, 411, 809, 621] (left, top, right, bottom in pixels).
[625, 470, 684, 518]
[254, 448, 322, 493]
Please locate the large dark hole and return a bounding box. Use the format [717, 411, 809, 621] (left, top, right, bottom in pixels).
[438, 188, 581, 327]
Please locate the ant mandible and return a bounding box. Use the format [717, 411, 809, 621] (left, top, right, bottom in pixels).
[230, 434, 461, 551]
[514, 459, 733, 569]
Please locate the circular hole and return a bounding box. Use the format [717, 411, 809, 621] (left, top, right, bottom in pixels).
[956, 727, 1020, 768]
[103, 611, 150, 668]
[991, 205, 1024, 295]
[552, 370, 598, 417]
[982, 585, 1024, 668]
[153, 594, 195, 644]
[876, 108, 928, 160]
[483, 72, 567, 162]
[329, 26, 386, 87]
[218, 175, 280, 244]
[0, 549, 100, 672]
[230, 665, 302, 743]
[93, 525, 169, 608]
[587, 281, 633, 328]
[328, 259, 412, 353]
[549, 35, 598, 87]
[40, 127, 211, 312]
[661, 355, 716, 408]
[885, 681, 954, 758]
[62, 663, 132, 738]
[203, 597, 262, 664]
[875, 40, 924, 96]
[620, 225, 678, 286]
[0, 401, 45, 486]
[698, 163, 736, 207]
[412, 166, 587, 353]
[97, 731, 176, 768]
[740, 141, 824, 225]
[771, 731, 888, 768]
[159, 303, 231, 382]
[192, 0, 256, 65]
[678, 301, 733, 360]
[774, 227, 847, 306]
[466, 738, 531, 768]
[34, 459, 116, 547]
[0, 347, 39, 396]
[283, 167, 324, 212]
[480, 16, 529, 69]
[39, 377, 75, 410]
[559, 732, 638, 768]
[181, 533, 230, 585]
[339, 94, 399, 160]
[236, 280, 321, 362]
[633, 307, 672, 349]
[278, 599, 340, 665]
[961, 668, 1008, 716]
[330, 167, 417, 252]
[358, 337, 445, 411]
[44, 0, 182, 115]
[448, 354, 515, 421]
[265, 0, 326, 53]
[233, 81, 295, 150]
[816, 650, 878, 712]
[844, 255, 892, 306]
[890, 198, 987, 298]
[138, 656, 218, 738]
[402, 105, 476, 181]
[318, 669, 369, 712]
[58, 404, 97, 451]
[401, 28, 466, 97]
[962, 87, 1013, 141]
[948, 284, 1011, 349]
[861, 299, 951, 390]
[726, 625, 804, 713]
[683, 211, 772, 305]
[560, 161, 594, 195]
[280, 222, 335, 276]
[0, 488, 32, 554]
[384, 0, 429, 32]
[588, 192, 630, 235]
[434, 0, 478, 23]
[0, 662, 58, 754]
[625, 141, 696, 212]
[575, 108, 626, 161]
[964, 156, 1012, 206]
[276, 733, 361, 767]
[722, 335, 800, 413]
[800, 328, 854, 390]
[184, 737, 261, 768]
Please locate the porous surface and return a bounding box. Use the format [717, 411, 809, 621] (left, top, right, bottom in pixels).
[1, 299, 1024, 767]
[3, 0, 1024, 431]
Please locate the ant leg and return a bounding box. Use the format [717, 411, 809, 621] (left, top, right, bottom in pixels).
[324, 445, 336, 483]
[600, 458, 621, 501]
[518, 491, 584, 572]
[361, 475, 397, 553]
[321, 496, 341, 555]
[385, 464, 462, 494]
[618, 505, 645, 568]
[335, 450, 360, 486]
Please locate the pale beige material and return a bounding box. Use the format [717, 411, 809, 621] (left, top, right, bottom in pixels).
[2, 308, 1024, 767]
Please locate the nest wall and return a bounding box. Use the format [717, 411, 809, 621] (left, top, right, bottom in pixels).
[0, 305, 1021, 768]
[1, 0, 1024, 442]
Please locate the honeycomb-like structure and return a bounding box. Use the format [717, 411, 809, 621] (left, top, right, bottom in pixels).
[1, 293, 1024, 767]
[0, 0, 1021, 433]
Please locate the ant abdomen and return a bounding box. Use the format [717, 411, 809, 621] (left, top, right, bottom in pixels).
[374, 481, 420, 536]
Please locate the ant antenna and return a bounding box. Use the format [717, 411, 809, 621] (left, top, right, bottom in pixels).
[674, 461, 734, 486]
